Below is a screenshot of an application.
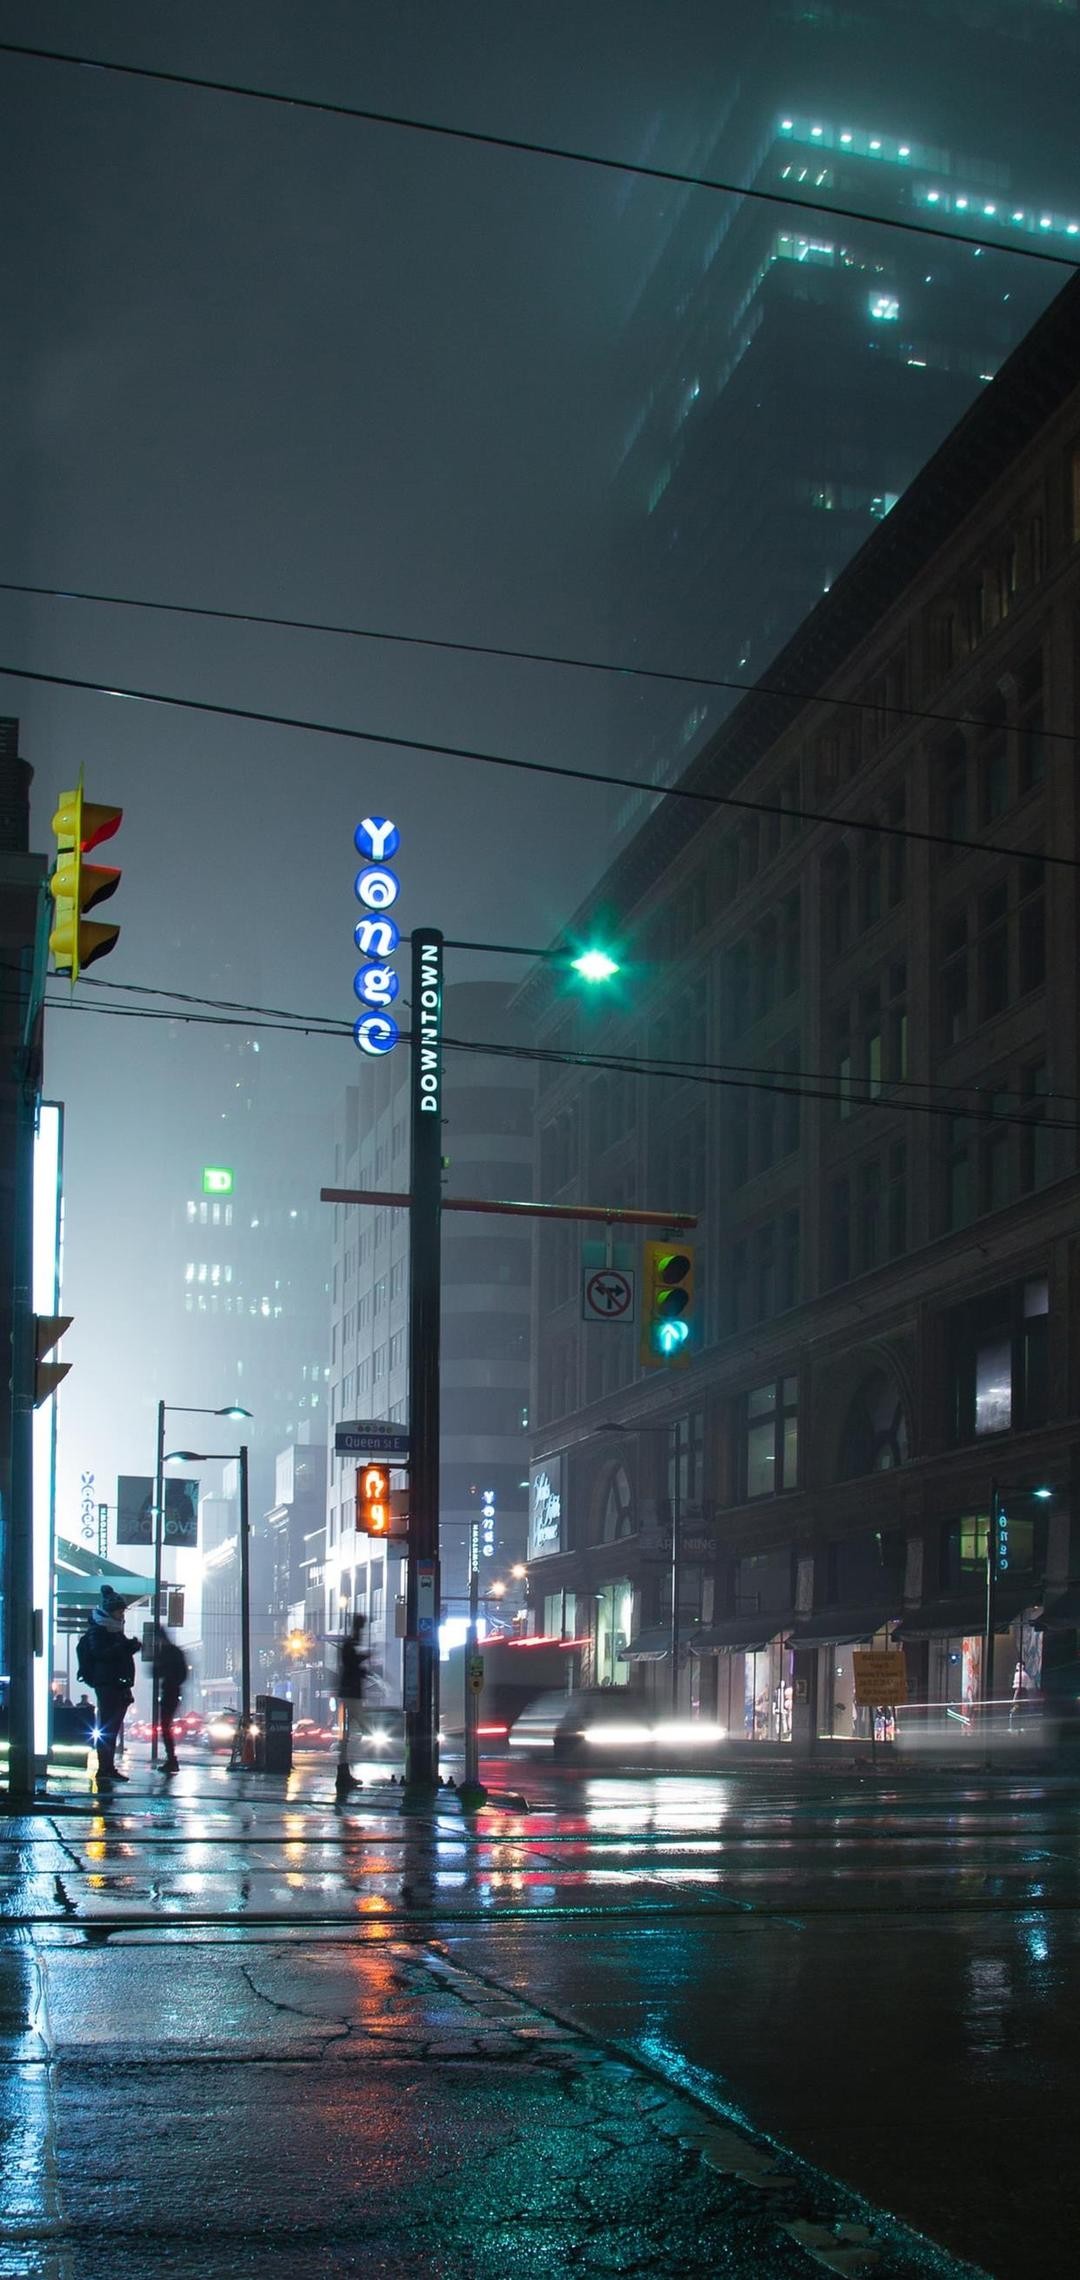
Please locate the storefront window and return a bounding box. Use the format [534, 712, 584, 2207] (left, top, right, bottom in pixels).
[595, 1581, 633, 1687]
[744, 1376, 798, 1497]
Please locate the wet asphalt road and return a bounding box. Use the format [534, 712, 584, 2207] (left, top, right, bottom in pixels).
[2, 1751, 1078, 2278]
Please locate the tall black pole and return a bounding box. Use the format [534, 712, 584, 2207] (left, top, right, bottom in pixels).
[150, 1398, 165, 1766]
[983, 1476, 999, 1763]
[239, 1444, 251, 1738]
[404, 928, 443, 1797]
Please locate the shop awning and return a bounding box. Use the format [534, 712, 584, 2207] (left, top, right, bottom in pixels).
[621, 1627, 671, 1661]
[789, 1610, 896, 1649]
[1034, 1584, 1080, 1632]
[688, 1615, 793, 1655]
[896, 1589, 1038, 1641]
[54, 1540, 154, 1604]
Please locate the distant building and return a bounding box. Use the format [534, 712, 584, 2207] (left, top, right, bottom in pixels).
[260, 1429, 327, 1701]
[325, 983, 533, 1685]
[609, 1, 1080, 843]
[520, 270, 1080, 1746]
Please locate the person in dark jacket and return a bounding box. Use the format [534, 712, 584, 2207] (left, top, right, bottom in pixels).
[153, 1624, 190, 1774]
[335, 1613, 370, 1801]
[76, 1587, 138, 1785]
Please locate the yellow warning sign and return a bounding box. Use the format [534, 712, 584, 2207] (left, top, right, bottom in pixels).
[852, 1650, 908, 1706]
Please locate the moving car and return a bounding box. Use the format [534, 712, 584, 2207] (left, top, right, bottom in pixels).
[507, 1689, 728, 1763]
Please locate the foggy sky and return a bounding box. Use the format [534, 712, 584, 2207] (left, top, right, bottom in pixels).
[0, 1, 1074, 1519]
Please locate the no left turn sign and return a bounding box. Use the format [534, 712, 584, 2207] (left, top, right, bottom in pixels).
[582, 1266, 636, 1323]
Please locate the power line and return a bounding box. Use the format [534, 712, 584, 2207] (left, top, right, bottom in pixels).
[36, 984, 1077, 1137]
[2, 573, 1075, 750]
[0, 657, 1070, 871]
[0, 38, 1075, 272]
[49, 966, 1080, 1113]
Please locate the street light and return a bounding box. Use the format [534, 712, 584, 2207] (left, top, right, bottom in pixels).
[984, 1479, 1053, 1753]
[151, 1400, 252, 1763]
[163, 1441, 251, 1754]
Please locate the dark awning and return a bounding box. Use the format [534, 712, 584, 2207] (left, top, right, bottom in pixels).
[1034, 1584, 1080, 1632]
[789, 1610, 896, 1649]
[689, 1614, 793, 1655]
[621, 1627, 671, 1661]
[896, 1588, 1037, 1641]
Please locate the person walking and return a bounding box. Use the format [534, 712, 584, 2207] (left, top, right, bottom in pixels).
[76, 1587, 138, 1786]
[154, 1623, 190, 1774]
[335, 1613, 370, 1802]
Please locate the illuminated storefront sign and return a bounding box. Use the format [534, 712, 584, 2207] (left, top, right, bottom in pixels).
[480, 1488, 496, 1559]
[528, 1459, 563, 1561]
[353, 815, 402, 1055]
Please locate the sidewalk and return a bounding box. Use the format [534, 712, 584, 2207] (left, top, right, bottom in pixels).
[0, 1786, 989, 2280]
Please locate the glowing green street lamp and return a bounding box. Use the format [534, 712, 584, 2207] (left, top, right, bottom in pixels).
[571, 948, 620, 983]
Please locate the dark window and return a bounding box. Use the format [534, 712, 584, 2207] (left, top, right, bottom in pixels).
[1017, 655, 1045, 791]
[743, 1376, 799, 1499]
[1019, 1062, 1052, 1193]
[941, 912, 968, 1044]
[945, 1116, 975, 1232]
[887, 1141, 907, 1258]
[977, 692, 1008, 821]
[823, 845, 852, 957]
[859, 1158, 882, 1269]
[977, 883, 1009, 1020]
[781, 891, 801, 996]
[980, 1094, 1011, 1216]
[829, 1175, 851, 1286]
[945, 1276, 1050, 1444]
[779, 1209, 800, 1311]
[839, 1372, 909, 1479]
[941, 735, 968, 855]
[885, 787, 906, 907]
[1018, 858, 1046, 994]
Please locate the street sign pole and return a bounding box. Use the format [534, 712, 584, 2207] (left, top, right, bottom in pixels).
[403, 928, 443, 1799]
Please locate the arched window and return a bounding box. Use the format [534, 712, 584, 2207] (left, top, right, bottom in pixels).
[599, 1464, 635, 1543]
[839, 1370, 909, 1479]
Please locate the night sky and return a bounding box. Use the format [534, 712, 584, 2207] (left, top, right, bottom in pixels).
[0, 2, 1073, 1518]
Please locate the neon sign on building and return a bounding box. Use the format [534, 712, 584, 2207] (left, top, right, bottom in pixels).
[353, 816, 402, 1055]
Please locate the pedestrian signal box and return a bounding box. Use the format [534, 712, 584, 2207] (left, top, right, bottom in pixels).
[356, 1463, 409, 1538]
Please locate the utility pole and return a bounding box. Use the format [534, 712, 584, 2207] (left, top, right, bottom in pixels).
[150, 1399, 166, 1765]
[238, 1444, 251, 1740]
[403, 928, 443, 1799]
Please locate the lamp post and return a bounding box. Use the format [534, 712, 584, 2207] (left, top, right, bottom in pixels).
[163, 1441, 251, 1751]
[983, 1479, 1052, 1754]
[151, 1402, 251, 1764]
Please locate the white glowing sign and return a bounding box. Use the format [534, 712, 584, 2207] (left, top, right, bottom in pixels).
[353, 817, 402, 1055]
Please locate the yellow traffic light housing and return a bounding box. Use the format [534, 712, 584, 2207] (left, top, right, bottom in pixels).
[641, 1241, 695, 1367]
[48, 776, 123, 980]
[34, 1314, 72, 1405]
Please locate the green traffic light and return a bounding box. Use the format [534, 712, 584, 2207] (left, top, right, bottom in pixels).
[572, 949, 620, 982]
[655, 1320, 690, 1355]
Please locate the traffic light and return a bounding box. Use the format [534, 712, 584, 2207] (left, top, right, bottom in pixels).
[48, 777, 123, 980]
[356, 1463, 392, 1537]
[641, 1242, 695, 1366]
[34, 1314, 72, 1405]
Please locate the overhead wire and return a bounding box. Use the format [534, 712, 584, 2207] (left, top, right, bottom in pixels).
[33, 978, 1077, 1137]
[0, 37, 1076, 272]
[1, 573, 1076, 750]
[0, 657, 1070, 870]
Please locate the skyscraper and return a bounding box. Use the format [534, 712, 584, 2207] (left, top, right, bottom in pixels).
[609, 0, 1080, 839]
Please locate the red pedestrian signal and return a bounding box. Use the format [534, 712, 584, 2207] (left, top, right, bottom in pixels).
[357, 1463, 391, 1537]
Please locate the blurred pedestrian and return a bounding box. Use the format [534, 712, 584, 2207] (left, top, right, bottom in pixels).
[154, 1623, 190, 1774]
[335, 1613, 370, 1802]
[76, 1587, 137, 1786]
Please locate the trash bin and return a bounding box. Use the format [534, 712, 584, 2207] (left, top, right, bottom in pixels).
[255, 1694, 293, 1774]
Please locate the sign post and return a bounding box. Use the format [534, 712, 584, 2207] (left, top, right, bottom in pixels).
[404, 928, 443, 1798]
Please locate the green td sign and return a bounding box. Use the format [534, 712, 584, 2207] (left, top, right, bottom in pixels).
[202, 1166, 234, 1196]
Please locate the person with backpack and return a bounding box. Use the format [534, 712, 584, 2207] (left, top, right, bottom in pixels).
[153, 1623, 190, 1775]
[76, 1586, 138, 1787]
[335, 1613, 370, 1802]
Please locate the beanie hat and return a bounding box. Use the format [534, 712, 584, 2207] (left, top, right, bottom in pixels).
[98, 1585, 127, 1614]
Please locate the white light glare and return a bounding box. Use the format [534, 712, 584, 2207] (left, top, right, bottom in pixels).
[573, 949, 619, 982]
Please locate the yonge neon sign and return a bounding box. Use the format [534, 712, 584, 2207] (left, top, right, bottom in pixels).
[353, 816, 402, 1055]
